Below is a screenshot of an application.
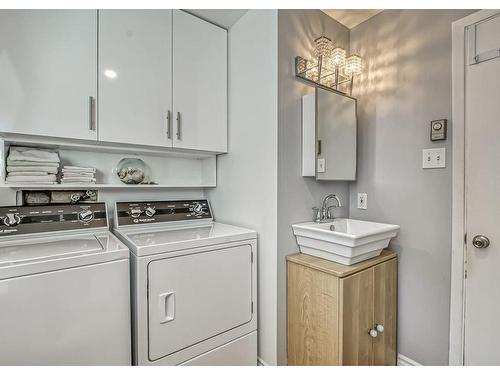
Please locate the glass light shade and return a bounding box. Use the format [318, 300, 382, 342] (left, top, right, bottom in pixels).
[331, 47, 346, 66]
[314, 36, 333, 58]
[344, 55, 363, 76]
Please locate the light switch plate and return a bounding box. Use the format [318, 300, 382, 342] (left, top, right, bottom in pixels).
[357, 193, 367, 210]
[422, 148, 446, 169]
[317, 158, 326, 173]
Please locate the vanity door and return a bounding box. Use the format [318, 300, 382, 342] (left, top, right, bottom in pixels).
[98, 10, 173, 147]
[0, 10, 97, 141]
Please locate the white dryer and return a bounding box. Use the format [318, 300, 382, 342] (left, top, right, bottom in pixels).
[113, 199, 257, 365]
[0, 203, 131, 365]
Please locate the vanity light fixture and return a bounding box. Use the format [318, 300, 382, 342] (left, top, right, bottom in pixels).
[295, 35, 363, 96]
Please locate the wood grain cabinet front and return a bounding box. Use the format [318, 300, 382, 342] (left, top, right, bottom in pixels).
[287, 250, 397, 366]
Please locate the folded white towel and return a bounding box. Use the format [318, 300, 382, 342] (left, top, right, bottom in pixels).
[7, 166, 59, 174]
[61, 181, 96, 184]
[61, 177, 96, 182]
[7, 160, 60, 167]
[62, 172, 95, 178]
[6, 175, 57, 183]
[6, 181, 58, 185]
[62, 166, 96, 172]
[7, 147, 60, 163]
[7, 171, 49, 176]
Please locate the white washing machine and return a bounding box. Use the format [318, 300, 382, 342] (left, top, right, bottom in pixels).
[0, 203, 131, 365]
[113, 199, 257, 366]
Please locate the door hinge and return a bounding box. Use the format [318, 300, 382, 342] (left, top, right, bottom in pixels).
[251, 251, 254, 263]
[465, 269, 468, 279]
[464, 232, 467, 244]
[251, 301, 254, 314]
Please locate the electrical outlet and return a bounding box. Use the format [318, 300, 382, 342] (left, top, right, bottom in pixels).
[422, 148, 446, 169]
[357, 193, 367, 210]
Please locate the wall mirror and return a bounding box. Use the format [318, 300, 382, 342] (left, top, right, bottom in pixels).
[302, 87, 357, 181]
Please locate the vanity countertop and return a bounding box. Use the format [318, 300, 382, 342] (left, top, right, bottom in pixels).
[286, 249, 396, 278]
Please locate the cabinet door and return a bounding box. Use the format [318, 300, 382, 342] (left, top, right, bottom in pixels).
[0, 10, 97, 140]
[373, 259, 397, 365]
[99, 10, 172, 147]
[172, 10, 227, 153]
[287, 262, 339, 365]
[340, 268, 374, 365]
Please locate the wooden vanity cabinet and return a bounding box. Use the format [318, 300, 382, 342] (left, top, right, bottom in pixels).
[287, 250, 397, 366]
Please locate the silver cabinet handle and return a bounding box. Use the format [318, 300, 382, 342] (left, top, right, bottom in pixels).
[176, 112, 181, 140]
[88, 96, 96, 131]
[166, 110, 171, 139]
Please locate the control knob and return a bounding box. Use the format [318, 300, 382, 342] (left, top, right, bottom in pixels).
[3, 213, 21, 227]
[192, 203, 205, 216]
[78, 209, 94, 223]
[129, 208, 142, 218]
[145, 207, 156, 217]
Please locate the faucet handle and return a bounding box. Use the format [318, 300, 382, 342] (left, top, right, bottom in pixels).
[312, 207, 321, 222]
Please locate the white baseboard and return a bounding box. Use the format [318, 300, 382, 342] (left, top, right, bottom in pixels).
[397, 353, 422, 366]
[257, 357, 270, 366]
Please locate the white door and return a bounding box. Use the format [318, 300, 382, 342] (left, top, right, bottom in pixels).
[172, 10, 227, 153]
[0, 10, 97, 141]
[147, 245, 252, 361]
[464, 12, 500, 365]
[98, 10, 173, 147]
[0, 260, 131, 365]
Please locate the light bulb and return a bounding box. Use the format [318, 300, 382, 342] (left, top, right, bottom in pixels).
[331, 47, 346, 66]
[314, 36, 333, 59]
[343, 55, 363, 76]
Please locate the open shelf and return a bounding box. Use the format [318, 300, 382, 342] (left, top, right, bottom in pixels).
[1, 136, 217, 189]
[2, 183, 216, 190]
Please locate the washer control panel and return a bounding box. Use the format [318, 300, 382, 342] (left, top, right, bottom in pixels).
[116, 200, 212, 226]
[0, 203, 107, 236]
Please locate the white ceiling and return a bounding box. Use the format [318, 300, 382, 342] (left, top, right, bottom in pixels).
[185, 9, 248, 29]
[321, 9, 384, 29]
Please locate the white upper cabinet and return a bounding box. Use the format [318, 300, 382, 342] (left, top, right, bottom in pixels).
[98, 10, 173, 147]
[172, 10, 227, 153]
[0, 10, 97, 141]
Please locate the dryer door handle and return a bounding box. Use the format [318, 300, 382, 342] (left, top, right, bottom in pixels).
[158, 291, 175, 324]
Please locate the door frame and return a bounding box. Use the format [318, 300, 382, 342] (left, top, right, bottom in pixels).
[449, 9, 500, 366]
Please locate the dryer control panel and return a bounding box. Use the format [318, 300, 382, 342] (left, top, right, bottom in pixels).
[115, 200, 212, 226]
[0, 203, 108, 236]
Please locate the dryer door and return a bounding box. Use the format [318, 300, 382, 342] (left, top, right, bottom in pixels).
[147, 244, 252, 361]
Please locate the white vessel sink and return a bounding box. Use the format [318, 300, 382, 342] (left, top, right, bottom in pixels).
[292, 218, 400, 265]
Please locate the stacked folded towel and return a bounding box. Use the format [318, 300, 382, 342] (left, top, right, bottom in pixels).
[61, 166, 97, 184]
[5, 147, 60, 184]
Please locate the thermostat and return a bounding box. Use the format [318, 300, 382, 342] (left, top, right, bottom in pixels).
[430, 119, 447, 141]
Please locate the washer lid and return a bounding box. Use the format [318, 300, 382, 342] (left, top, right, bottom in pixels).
[0, 235, 104, 266]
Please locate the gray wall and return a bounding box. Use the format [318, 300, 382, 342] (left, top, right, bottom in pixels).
[207, 10, 279, 365]
[349, 9, 474, 365]
[277, 9, 351, 365]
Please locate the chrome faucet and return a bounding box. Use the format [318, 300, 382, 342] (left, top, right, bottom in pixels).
[313, 194, 342, 223]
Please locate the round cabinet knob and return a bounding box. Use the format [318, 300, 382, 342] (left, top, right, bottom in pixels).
[145, 207, 156, 217]
[3, 213, 21, 227]
[129, 208, 142, 218]
[376, 324, 384, 333]
[78, 210, 94, 223]
[369, 329, 378, 338]
[472, 235, 490, 249]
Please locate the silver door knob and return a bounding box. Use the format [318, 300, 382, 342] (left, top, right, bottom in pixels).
[472, 235, 490, 249]
[376, 324, 384, 333]
[369, 329, 378, 338]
